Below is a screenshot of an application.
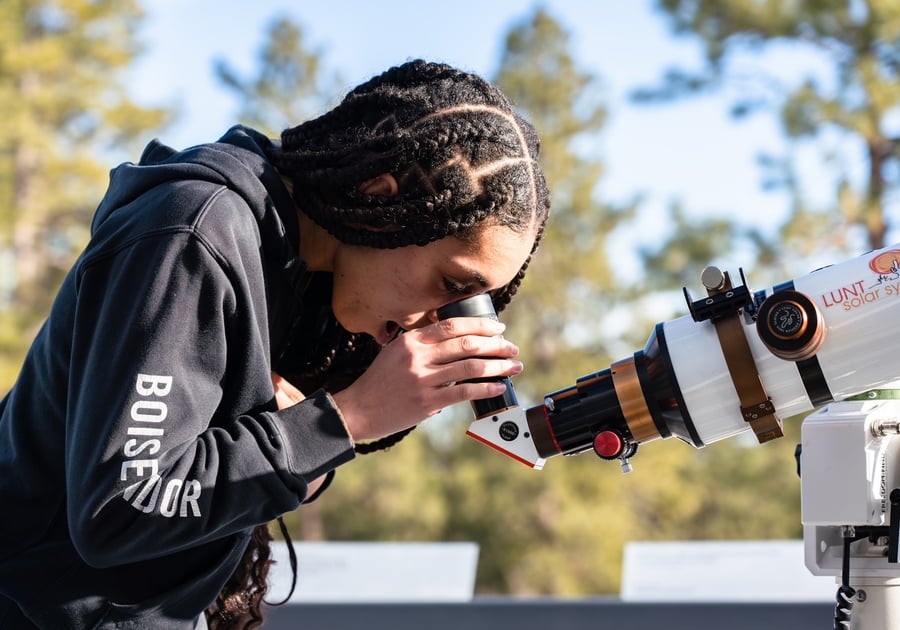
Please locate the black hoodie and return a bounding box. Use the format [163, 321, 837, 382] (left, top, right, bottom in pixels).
[0, 126, 355, 628]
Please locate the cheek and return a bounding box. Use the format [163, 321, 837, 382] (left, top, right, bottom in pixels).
[328, 265, 364, 332]
[329, 246, 439, 330]
[330, 252, 396, 325]
[331, 274, 375, 329]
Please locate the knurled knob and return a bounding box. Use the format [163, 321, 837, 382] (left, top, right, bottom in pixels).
[756, 290, 825, 361]
[593, 431, 624, 459]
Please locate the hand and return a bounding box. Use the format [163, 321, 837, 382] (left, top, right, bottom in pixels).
[271, 371, 305, 409]
[332, 317, 522, 443]
[270, 372, 328, 496]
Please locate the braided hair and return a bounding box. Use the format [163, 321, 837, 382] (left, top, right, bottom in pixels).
[207, 60, 550, 628]
[270, 58, 550, 309]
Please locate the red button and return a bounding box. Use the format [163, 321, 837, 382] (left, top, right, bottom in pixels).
[593, 431, 623, 458]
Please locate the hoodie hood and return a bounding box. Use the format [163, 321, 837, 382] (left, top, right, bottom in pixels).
[93, 125, 301, 274]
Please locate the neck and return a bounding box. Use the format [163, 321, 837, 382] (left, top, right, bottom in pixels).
[296, 209, 337, 272]
[282, 177, 337, 272]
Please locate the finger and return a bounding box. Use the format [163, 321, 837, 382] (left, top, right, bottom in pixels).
[439, 357, 524, 385]
[441, 380, 510, 405]
[414, 317, 506, 343]
[431, 334, 520, 365]
[271, 372, 305, 409]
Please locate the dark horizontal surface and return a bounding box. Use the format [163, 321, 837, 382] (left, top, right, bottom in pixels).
[262, 599, 834, 630]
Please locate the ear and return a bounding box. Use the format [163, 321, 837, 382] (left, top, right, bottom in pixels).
[359, 173, 399, 196]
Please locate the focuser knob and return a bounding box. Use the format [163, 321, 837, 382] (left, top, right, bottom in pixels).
[756, 289, 826, 361]
[593, 430, 624, 459]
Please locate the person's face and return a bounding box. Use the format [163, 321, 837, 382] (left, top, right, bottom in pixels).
[331, 219, 536, 345]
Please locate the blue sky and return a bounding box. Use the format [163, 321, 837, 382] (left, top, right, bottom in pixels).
[127, 0, 837, 272]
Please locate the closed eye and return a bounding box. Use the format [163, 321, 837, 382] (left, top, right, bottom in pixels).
[444, 277, 475, 296]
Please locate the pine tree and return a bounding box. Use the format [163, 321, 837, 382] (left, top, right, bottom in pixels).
[494, 8, 636, 393]
[638, 0, 900, 264]
[0, 0, 170, 387]
[215, 16, 342, 137]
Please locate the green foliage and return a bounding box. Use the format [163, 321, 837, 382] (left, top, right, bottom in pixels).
[645, 0, 900, 255]
[284, 425, 451, 541]
[638, 200, 744, 292]
[215, 16, 343, 137]
[0, 0, 171, 390]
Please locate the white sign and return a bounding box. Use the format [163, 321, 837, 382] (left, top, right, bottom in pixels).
[267, 541, 480, 603]
[621, 540, 836, 602]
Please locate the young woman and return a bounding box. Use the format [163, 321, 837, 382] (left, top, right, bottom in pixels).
[0, 59, 550, 629]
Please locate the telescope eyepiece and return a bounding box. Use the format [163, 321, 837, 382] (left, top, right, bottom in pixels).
[437, 294, 519, 418]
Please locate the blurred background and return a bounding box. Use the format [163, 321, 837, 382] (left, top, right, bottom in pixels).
[2, 0, 899, 597]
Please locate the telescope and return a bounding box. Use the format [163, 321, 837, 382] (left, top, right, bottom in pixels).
[448, 243, 900, 629]
[458, 243, 900, 471]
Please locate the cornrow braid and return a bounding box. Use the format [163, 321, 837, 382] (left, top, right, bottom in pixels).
[267, 59, 550, 285]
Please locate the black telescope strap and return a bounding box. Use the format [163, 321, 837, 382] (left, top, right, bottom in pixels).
[771, 280, 834, 407]
[713, 312, 784, 443]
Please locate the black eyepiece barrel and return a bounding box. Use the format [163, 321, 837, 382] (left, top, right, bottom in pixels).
[437, 294, 519, 417]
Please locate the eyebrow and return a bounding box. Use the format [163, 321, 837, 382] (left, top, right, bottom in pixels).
[452, 266, 490, 290]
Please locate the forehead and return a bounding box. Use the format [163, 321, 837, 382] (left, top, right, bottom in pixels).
[438, 221, 536, 289]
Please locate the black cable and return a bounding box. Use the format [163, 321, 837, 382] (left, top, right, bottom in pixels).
[834, 533, 856, 630]
[266, 517, 299, 606]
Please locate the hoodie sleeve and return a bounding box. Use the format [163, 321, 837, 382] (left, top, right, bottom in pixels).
[65, 223, 354, 569]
